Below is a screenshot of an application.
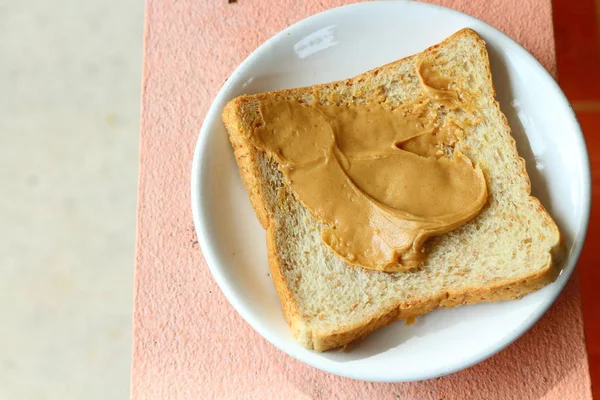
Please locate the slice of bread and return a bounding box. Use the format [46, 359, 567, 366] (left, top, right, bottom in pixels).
[222, 29, 561, 352]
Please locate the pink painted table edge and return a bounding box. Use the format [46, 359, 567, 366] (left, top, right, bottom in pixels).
[132, 1, 592, 399]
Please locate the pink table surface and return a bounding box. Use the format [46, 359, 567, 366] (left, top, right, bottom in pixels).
[132, 1, 592, 398]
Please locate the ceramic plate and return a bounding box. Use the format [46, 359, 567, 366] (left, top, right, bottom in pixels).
[191, 1, 590, 381]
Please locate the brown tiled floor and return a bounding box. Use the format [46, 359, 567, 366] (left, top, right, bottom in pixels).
[576, 111, 600, 396]
[554, 0, 600, 102]
[553, 0, 600, 396]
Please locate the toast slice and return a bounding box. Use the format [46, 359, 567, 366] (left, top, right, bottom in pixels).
[222, 29, 561, 351]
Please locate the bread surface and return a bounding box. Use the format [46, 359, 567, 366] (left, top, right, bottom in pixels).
[222, 29, 561, 351]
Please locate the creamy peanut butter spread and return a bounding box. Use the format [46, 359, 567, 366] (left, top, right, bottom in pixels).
[247, 62, 487, 272]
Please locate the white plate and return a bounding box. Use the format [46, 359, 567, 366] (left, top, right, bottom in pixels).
[191, 1, 590, 382]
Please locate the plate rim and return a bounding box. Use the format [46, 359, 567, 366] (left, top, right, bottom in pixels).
[190, 0, 591, 382]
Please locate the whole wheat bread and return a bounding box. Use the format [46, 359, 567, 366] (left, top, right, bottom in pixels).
[222, 29, 561, 351]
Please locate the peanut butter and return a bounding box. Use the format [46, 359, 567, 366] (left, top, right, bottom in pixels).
[246, 67, 487, 272]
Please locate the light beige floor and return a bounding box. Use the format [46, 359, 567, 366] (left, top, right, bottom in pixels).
[0, 1, 142, 398]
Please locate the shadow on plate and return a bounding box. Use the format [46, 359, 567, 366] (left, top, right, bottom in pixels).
[487, 44, 572, 256]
